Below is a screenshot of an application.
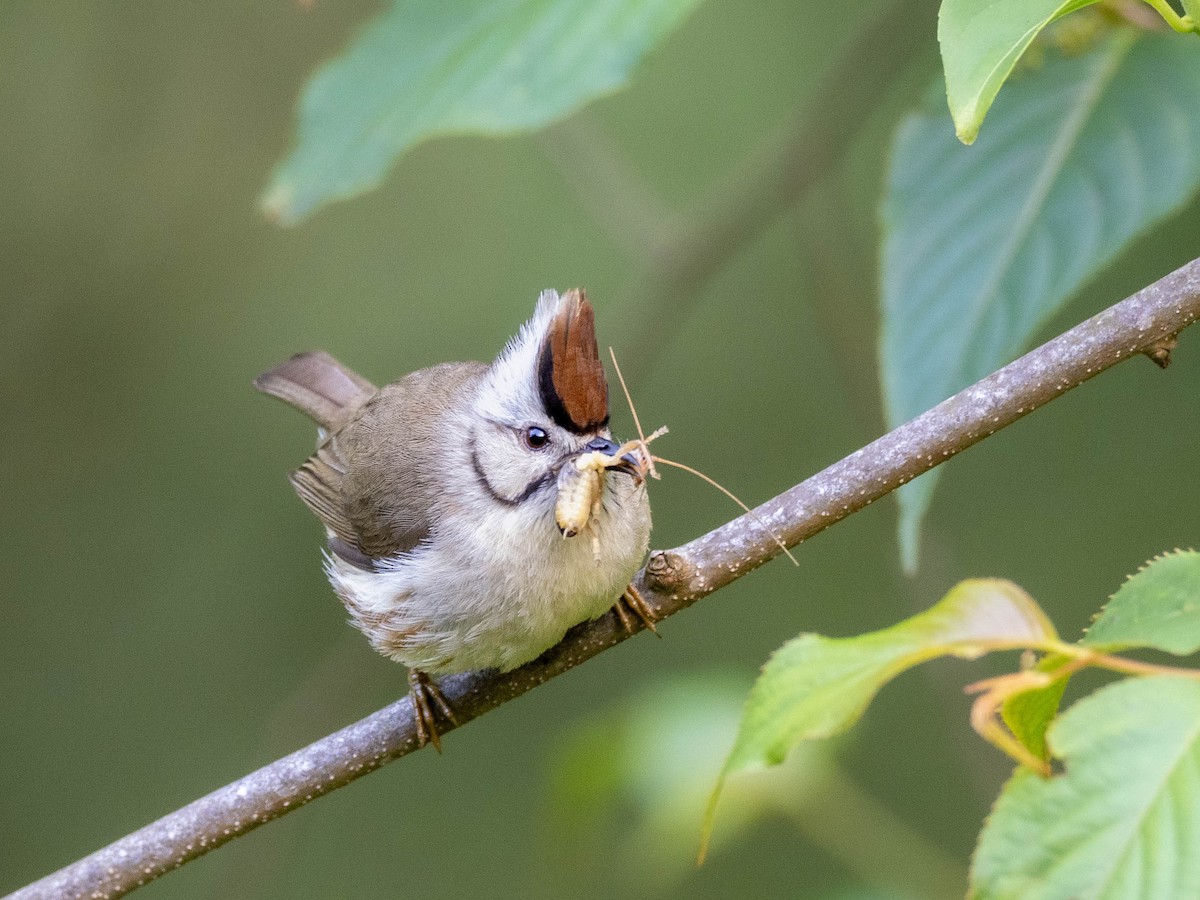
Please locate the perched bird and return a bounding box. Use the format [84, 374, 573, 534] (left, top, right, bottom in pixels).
[255, 289, 654, 748]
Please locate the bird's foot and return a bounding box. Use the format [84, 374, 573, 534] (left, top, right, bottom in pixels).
[611, 583, 659, 636]
[408, 669, 458, 752]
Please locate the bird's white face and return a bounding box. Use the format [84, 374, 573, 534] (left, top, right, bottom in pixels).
[466, 411, 621, 508]
[465, 287, 635, 522]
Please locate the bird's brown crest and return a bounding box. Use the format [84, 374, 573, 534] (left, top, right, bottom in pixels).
[537, 289, 609, 433]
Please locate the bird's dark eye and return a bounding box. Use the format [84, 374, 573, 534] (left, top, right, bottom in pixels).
[524, 426, 550, 450]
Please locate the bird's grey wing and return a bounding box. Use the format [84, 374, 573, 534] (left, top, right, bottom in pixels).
[337, 362, 487, 562]
[289, 436, 361, 552]
[287, 403, 433, 565]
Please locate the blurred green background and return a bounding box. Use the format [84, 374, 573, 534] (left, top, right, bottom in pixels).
[2, 1, 1198, 898]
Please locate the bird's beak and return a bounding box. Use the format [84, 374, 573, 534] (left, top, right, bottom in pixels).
[580, 436, 642, 478]
[605, 448, 646, 483]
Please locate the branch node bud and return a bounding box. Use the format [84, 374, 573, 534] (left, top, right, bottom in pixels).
[1144, 334, 1177, 368]
[645, 550, 688, 589]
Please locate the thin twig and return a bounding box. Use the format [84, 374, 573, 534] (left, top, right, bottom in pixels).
[8, 257, 1200, 900]
[537, 115, 678, 258]
[615, 0, 940, 385]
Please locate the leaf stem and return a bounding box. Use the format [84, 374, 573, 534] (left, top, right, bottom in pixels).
[1074, 649, 1200, 679]
[1138, 0, 1198, 32]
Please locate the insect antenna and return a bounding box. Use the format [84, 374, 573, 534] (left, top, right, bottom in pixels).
[607, 348, 799, 567]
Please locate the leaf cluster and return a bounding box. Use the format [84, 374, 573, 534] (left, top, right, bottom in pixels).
[707, 550, 1200, 898]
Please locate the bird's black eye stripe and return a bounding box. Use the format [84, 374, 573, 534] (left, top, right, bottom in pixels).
[524, 425, 550, 450]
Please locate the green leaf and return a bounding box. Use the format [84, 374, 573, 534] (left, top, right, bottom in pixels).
[971, 675, 1200, 899]
[1000, 654, 1071, 762]
[938, 0, 1100, 144]
[1084, 550, 1200, 654]
[262, 0, 701, 224]
[716, 579, 1055, 784]
[880, 33, 1200, 571]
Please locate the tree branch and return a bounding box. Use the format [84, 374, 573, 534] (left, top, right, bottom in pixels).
[10, 257, 1200, 900]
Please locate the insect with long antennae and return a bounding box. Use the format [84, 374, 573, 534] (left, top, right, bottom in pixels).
[554, 349, 799, 568]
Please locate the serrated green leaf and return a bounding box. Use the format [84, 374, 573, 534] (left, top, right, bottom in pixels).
[263, 0, 701, 224]
[1083, 550, 1200, 654]
[880, 34, 1200, 571]
[971, 676, 1200, 899]
[1000, 654, 1071, 762]
[938, 0, 1100, 144]
[717, 579, 1055, 780]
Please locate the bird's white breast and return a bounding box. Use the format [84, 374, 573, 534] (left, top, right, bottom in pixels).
[326, 476, 650, 674]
